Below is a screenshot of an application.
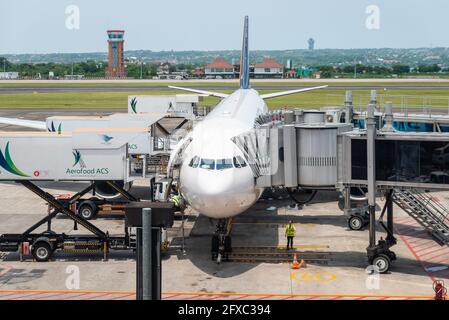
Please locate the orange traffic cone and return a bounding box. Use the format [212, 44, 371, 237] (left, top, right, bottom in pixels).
[291, 254, 300, 269]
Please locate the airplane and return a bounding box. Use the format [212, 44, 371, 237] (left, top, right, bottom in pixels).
[0, 16, 327, 262]
[168, 16, 327, 261]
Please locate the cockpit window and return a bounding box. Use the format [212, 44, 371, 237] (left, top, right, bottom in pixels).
[216, 159, 233, 170]
[199, 158, 215, 170]
[189, 156, 200, 168]
[233, 156, 247, 168]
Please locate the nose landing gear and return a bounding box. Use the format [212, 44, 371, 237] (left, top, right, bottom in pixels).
[211, 218, 233, 263]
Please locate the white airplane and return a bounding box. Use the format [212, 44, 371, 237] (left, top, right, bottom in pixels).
[0, 16, 327, 261]
[169, 16, 327, 260]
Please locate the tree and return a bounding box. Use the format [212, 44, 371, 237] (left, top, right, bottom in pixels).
[417, 64, 441, 73]
[392, 64, 410, 74]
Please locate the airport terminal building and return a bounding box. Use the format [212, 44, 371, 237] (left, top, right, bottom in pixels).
[203, 57, 284, 79]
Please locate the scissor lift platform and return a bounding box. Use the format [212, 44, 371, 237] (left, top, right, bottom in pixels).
[0, 128, 172, 262]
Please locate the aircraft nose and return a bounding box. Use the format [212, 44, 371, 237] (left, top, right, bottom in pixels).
[180, 169, 257, 219]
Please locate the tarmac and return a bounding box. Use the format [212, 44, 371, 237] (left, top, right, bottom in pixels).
[0, 180, 447, 300]
[0, 102, 447, 300]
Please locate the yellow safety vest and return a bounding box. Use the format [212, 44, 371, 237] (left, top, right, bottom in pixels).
[170, 195, 181, 207]
[286, 224, 296, 237]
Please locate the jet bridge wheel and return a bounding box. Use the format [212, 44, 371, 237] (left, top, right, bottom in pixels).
[348, 215, 364, 231]
[372, 254, 391, 274]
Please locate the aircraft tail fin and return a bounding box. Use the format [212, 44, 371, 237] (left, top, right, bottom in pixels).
[239, 16, 250, 89]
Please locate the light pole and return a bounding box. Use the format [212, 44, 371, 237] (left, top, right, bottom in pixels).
[140, 61, 144, 79]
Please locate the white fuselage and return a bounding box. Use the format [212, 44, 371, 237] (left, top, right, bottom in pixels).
[179, 89, 268, 219]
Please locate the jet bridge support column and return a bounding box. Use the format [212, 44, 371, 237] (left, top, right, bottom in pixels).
[386, 190, 395, 244]
[365, 104, 397, 273]
[366, 103, 377, 250]
[345, 91, 354, 124]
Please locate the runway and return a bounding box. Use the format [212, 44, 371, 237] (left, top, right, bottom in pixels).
[3, 84, 449, 94]
[3, 78, 449, 94]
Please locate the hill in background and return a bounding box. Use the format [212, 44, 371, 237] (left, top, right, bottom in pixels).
[4, 47, 449, 67]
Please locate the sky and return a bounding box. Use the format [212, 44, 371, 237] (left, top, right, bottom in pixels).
[0, 0, 448, 54]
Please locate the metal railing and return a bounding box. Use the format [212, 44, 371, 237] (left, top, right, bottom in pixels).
[325, 93, 449, 116]
[393, 189, 449, 245]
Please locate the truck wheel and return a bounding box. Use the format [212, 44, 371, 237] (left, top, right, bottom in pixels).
[348, 216, 364, 231]
[32, 242, 52, 262]
[78, 204, 96, 220]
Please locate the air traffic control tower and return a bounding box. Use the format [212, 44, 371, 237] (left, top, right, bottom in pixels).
[105, 30, 127, 78]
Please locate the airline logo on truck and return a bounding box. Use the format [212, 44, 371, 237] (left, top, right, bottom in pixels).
[72, 150, 86, 168]
[130, 97, 138, 114]
[48, 121, 62, 134]
[100, 134, 114, 145]
[66, 150, 110, 175]
[0, 142, 29, 177]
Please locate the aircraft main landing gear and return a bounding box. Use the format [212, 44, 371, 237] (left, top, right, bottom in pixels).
[211, 218, 232, 263]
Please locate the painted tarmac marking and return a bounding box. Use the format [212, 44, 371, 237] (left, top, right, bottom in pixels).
[108, 293, 136, 300]
[411, 239, 438, 248]
[0, 265, 13, 277]
[6, 291, 46, 300]
[59, 292, 93, 300]
[0, 289, 438, 300]
[396, 220, 449, 282]
[420, 247, 449, 258]
[426, 252, 449, 263]
[81, 292, 113, 300]
[434, 256, 449, 265]
[233, 294, 251, 300]
[30, 292, 70, 300]
[290, 271, 337, 283]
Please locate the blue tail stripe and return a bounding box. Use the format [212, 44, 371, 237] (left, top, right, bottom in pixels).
[240, 16, 250, 89]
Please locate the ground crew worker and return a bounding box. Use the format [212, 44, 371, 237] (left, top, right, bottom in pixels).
[170, 193, 183, 212]
[285, 220, 296, 250]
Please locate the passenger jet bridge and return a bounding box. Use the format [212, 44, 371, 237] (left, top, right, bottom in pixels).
[231, 102, 449, 273]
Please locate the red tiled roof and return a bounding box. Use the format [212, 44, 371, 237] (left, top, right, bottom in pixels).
[205, 58, 234, 69]
[191, 70, 204, 75]
[255, 58, 283, 69]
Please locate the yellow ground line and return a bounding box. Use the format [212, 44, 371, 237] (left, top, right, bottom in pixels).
[233, 222, 317, 226]
[234, 245, 330, 249]
[0, 289, 438, 299]
[0, 289, 134, 295]
[230, 251, 329, 255]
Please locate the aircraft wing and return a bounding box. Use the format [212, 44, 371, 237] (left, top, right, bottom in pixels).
[0, 117, 47, 130]
[168, 86, 229, 99]
[260, 85, 328, 100]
